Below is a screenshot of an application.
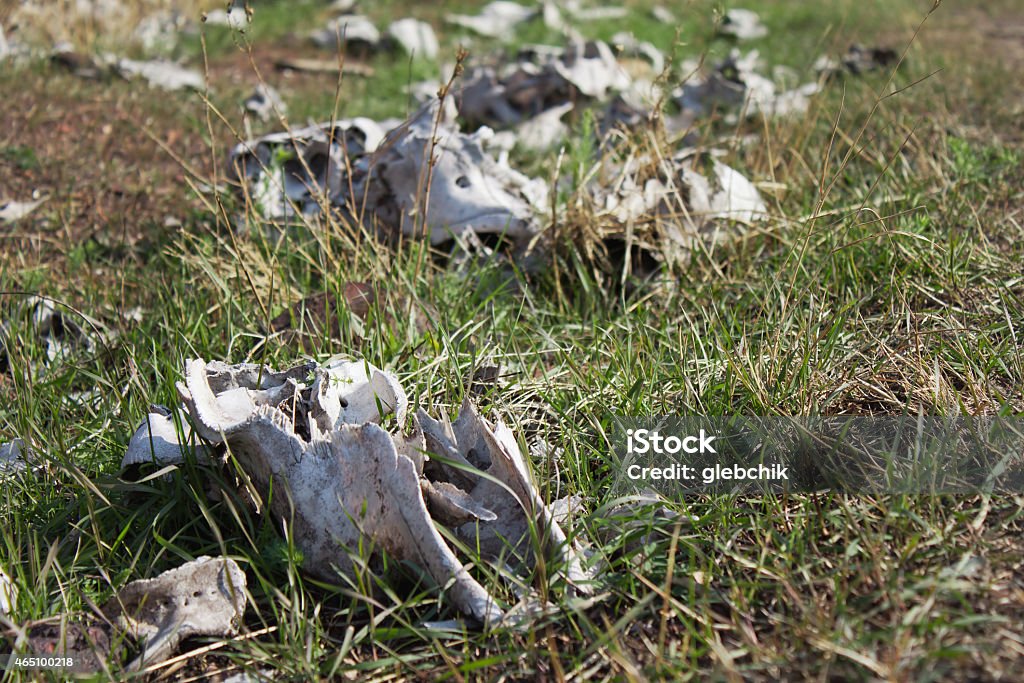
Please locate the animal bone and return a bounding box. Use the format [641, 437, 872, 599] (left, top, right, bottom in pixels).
[0, 196, 47, 223]
[122, 405, 209, 468]
[106, 56, 205, 91]
[244, 84, 287, 121]
[446, 2, 537, 38]
[676, 50, 819, 119]
[0, 565, 15, 615]
[105, 556, 247, 669]
[386, 18, 439, 60]
[418, 400, 592, 591]
[310, 15, 380, 52]
[167, 356, 590, 623]
[178, 358, 501, 623]
[227, 118, 385, 220]
[355, 102, 547, 246]
[719, 9, 768, 41]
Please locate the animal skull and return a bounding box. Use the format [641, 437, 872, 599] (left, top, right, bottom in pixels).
[171, 357, 588, 624]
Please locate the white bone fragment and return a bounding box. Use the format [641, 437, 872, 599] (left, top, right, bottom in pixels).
[108, 56, 205, 91]
[0, 197, 47, 223]
[611, 32, 665, 74]
[675, 150, 767, 225]
[107, 556, 247, 669]
[676, 49, 818, 119]
[227, 119, 384, 220]
[204, 5, 249, 30]
[0, 439, 27, 476]
[651, 6, 675, 23]
[719, 9, 768, 41]
[565, 5, 628, 21]
[387, 18, 439, 60]
[514, 102, 573, 151]
[244, 84, 287, 121]
[122, 406, 209, 468]
[446, 2, 536, 38]
[310, 15, 380, 50]
[554, 40, 631, 99]
[307, 359, 408, 435]
[418, 400, 593, 591]
[0, 566, 15, 614]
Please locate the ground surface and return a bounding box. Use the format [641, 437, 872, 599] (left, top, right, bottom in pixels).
[1, 0, 1023, 680]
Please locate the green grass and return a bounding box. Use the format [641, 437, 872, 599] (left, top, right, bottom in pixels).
[2, 0, 1024, 680]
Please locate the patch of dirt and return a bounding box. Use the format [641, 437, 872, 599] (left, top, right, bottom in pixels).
[0, 67, 212, 265]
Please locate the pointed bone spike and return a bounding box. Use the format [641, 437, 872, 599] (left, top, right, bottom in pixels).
[180, 358, 257, 441]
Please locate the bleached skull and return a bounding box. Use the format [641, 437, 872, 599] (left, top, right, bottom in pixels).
[167, 357, 588, 624]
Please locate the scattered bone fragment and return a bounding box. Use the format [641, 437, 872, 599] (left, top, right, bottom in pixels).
[310, 14, 380, 52]
[540, 0, 566, 31]
[0, 295, 107, 369]
[718, 8, 768, 41]
[0, 439, 28, 476]
[108, 56, 205, 91]
[565, 4, 629, 21]
[453, 39, 631, 129]
[273, 57, 375, 77]
[554, 40, 631, 99]
[815, 44, 899, 79]
[328, 0, 359, 12]
[122, 405, 209, 469]
[446, 2, 537, 38]
[204, 4, 249, 30]
[244, 84, 286, 121]
[514, 102, 573, 151]
[611, 31, 666, 75]
[651, 5, 675, 23]
[0, 196, 47, 223]
[105, 556, 247, 669]
[593, 149, 767, 266]
[227, 117, 385, 220]
[675, 49, 818, 119]
[133, 10, 190, 52]
[0, 566, 15, 614]
[387, 18, 439, 60]
[417, 400, 592, 591]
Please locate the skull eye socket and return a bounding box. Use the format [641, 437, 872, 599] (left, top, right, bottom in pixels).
[455, 175, 471, 188]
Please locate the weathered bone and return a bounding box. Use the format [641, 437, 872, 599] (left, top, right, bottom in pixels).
[446, 2, 537, 38]
[105, 556, 247, 669]
[310, 15, 380, 51]
[122, 405, 210, 468]
[227, 119, 384, 220]
[718, 9, 768, 41]
[676, 49, 819, 119]
[178, 358, 502, 623]
[418, 400, 592, 591]
[106, 56, 205, 91]
[244, 84, 287, 121]
[0, 565, 15, 615]
[356, 102, 547, 245]
[386, 18, 439, 60]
